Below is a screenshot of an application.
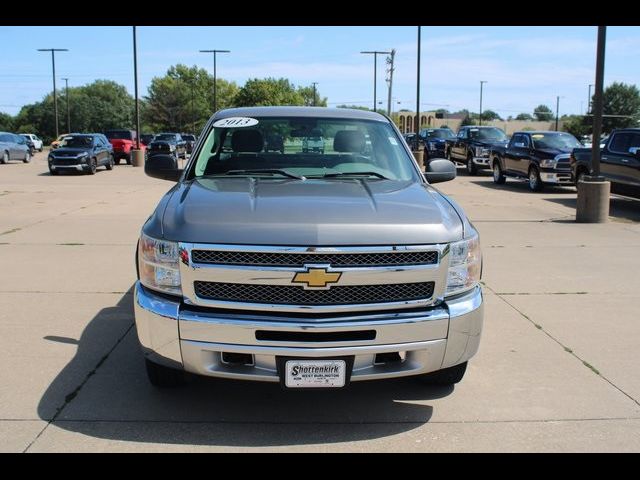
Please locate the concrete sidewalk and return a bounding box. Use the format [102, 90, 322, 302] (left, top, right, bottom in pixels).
[1, 154, 639, 452]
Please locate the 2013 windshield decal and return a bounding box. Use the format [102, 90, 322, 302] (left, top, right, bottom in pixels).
[212, 117, 259, 128]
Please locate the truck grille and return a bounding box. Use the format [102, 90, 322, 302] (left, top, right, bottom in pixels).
[194, 281, 435, 306]
[190, 250, 438, 267]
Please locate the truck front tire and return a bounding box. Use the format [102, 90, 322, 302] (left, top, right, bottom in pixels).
[492, 160, 506, 184]
[145, 359, 186, 388]
[416, 362, 468, 386]
[466, 153, 478, 175]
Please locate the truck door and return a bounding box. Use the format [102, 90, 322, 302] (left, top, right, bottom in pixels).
[603, 132, 640, 186]
[504, 133, 530, 175]
[453, 129, 467, 159]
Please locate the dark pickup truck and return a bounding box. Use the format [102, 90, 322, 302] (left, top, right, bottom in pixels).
[445, 126, 509, 175]
[571, 128, 640, 198]
[490, 131, 581, 191]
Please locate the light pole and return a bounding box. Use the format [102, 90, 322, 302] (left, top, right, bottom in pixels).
[479, 80, 488, 126]
[555, 96, 560, 131]
[361, 50, 391, 112]
[133, 26, 141, 151]
[588, 83, 594, 113]
[37, 48, 68, 138]
[312, 82, 318, 106]
[199, 49, 230, 113]
[416, 26, 421, 139]
[576, 26, 609, 224]
[62, 77, 70, 133]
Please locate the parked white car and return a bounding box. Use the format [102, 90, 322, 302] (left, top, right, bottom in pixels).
[21, 134, 43, 152]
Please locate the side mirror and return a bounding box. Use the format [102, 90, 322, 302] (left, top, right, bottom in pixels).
[628, 147, 640, 159]
[145, 154, 182, 182]
[424, 158, 456, 184]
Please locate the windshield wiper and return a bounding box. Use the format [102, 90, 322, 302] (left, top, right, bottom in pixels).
[218, 169, 306, 180]
[313, 171, 389, 180]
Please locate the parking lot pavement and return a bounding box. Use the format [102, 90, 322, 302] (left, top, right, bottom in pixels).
[1, 156, 639, 452]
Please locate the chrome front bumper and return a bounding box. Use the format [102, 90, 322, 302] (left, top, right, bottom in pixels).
[540, 171, 573, 185]
[472, 157, 491, 166]
[133, 282, 484, 382]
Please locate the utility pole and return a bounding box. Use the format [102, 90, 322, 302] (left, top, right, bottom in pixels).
[576, 26, 609, 224]
[386, 49, 396, 117]
[37, 48, 68, 138]
[416, 27, 421, 138]
[199, 49, 230, 112]
[555, 96, 560, 131]
[361, 50, 391, 112]
[62, 77, 70, 133]
[479, 80, 487, 126]
[133, 26, 141, 150]
[312, 82, 318, 106]
[588, 83, 594, 113]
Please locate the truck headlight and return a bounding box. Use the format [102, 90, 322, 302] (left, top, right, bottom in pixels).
[475, 146, 489, 157]
[539, 159, 557, 168]
[446, 232, 482, 297]
[138, 233, 182, 296]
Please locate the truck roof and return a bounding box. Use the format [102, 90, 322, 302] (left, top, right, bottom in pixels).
[213, 106, 388, 122]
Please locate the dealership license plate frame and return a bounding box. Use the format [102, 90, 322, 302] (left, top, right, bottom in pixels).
[276, 356, 355, 389]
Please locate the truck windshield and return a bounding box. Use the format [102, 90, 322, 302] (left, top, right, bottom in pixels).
[424, 129, 455, 139]
[154, 134, 176, 142]
[191, 117, 418, 181]
[105, 131, 131, 140]
[61, 136, 93, 148]
[470, 128, 507, 142]
[531, 133, 581, 150]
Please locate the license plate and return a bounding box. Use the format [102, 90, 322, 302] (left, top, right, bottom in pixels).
[285, 359, 346, 388]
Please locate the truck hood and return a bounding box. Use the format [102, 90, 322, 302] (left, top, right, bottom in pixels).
[535, 147, 573, 157]
[152, 178, 464, 245]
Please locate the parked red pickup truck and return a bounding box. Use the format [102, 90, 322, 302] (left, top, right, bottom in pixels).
[104, 129, 145, 165]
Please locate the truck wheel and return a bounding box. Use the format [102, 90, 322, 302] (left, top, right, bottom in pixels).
[528, 166, 543, 192]
[49, 168, 58, 176]
[105, 155, 114, 171]
[417, 362, 467, 386]
[126, 154, 132, 165]
[145, 359, 186, 388]
[466, 153, 478, 175]
[492, 160, 505, 184]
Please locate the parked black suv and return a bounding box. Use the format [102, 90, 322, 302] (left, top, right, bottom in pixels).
[146, 133, 187, 160]
[491, 131, 581, 191]
[47, 134, 114, 175]
[419, 128, 456, 164]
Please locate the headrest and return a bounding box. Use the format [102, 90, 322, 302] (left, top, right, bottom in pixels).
[333, 130, 365, 152]
[231, 129, 263, 152]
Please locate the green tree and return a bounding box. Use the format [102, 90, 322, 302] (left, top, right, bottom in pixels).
[144, 64, 238, 133]
[600, 82, 640, 131]
[460, 115, 475, 127]
[13, 80, 135, 142]
[234, 78, 304, 107]
[480, 109, 502, 121]
[533, 104, 554, 121]
[515, 113, 533, 121]
[0, 112, 13, 131]
[297, 85, 327, 107]
[562, 115, 590, 139]
[337, 104, 372, 111]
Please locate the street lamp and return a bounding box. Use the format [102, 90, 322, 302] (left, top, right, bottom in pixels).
[199, 49, 230, 113]
[555, 96, 565, 131]
[479, 80, 488, 126]
[61, 77, 70, 133]
[588, 84, 595, 113]
[312, 82, 318, 107]
[361, 50, 391, 112]
[37, 48, 68, 138]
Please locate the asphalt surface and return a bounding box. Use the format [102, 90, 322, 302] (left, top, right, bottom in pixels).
[1, 151, 639, 452]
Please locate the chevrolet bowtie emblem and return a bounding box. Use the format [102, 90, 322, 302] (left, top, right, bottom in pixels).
[292, 267, 342, 289]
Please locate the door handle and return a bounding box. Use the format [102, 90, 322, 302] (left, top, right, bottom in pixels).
[621, 158, 629, 163]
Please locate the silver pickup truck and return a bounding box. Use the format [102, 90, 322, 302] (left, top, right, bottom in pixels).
[135, 107, 483, 390]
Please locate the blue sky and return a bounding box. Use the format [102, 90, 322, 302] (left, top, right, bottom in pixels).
[1, 26, 639, 118]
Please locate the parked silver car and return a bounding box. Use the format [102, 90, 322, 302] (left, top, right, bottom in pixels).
[0, 132, 32, 164]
